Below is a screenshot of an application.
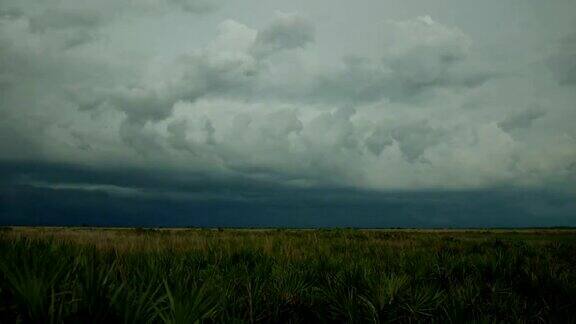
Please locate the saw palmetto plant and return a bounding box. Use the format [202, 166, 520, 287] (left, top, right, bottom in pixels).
[0, 228, 575, 323]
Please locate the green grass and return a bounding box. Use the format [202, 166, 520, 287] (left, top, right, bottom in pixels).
[1, 228, 575, 323]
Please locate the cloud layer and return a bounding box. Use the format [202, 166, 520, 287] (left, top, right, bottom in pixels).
[1, 0, 575, 226]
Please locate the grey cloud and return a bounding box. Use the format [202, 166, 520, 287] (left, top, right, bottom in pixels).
[0, 7, 24, 19]
[167, 119, 197, 154]
[262, 110, 303, 137]
[203, 119, 216, 145]
[305, 107, 358, 152]
[99, 15, 484, 135]
[383, 16, 471, 86]
[306, 16, 489, 105]
[184, 52, 259, 97]
[166, 117, 215, 154]
[28, 8, 103, 32]
[3, 0, 220, 37]
[309, 53, 476, 106]
[498, 106, 546, 132]
[105, 51, 258, 126]
[112, 87, 178, 123]
[311, 56, 396, 104]
[94, 13, 313, 145]
[364, 128, 393, 156]
[548, 33, 576, 85]
[118, 120, 165, 156]
[62, 30, 98, 48]
[391, 120, 445, 162]
[0, 1, 575, 199]
[252, 12, 315, 58]
[201, 106, 361, 187]
[168, 0, 218, 13]
[63, 10, 572, 190]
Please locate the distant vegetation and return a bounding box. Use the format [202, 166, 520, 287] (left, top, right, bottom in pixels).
[1, 228, 575, 323]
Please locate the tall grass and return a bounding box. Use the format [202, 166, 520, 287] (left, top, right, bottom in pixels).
[0, 228, 575, 323]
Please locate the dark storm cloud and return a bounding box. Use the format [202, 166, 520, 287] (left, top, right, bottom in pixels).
[0, 160, 283, 198]
[1, 161, 575, 227]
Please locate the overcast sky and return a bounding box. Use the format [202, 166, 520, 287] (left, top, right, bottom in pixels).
[1, 0, 575, 227]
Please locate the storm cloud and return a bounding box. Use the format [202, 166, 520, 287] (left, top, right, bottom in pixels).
[1, 0, 575, 227]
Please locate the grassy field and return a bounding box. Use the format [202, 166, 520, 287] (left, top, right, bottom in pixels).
[0, 227, 575, 323]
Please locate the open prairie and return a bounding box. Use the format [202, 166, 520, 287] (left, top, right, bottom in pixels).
[1, 227, 575, 323]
